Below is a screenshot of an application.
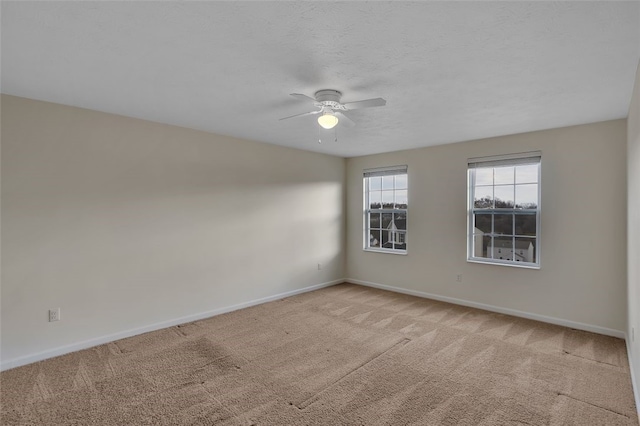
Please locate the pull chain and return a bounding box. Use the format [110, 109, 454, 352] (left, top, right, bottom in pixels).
[317, 122, 339, 144]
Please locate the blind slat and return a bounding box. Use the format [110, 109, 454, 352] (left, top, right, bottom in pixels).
[468, 151, 541, 168]
[363, 165, 408, 177]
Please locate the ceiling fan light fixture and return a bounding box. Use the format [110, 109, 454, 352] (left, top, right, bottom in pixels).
[317, 112, 339, 130]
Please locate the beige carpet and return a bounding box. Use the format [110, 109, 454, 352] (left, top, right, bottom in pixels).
[1, 283, 638, 425]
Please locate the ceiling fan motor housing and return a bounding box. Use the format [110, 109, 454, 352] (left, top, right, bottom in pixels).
[314, 90, 345, 110]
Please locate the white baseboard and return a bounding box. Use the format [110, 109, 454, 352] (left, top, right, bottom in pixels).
[0, 279, 343, 371]
[626, 335, 640, 421]
[345, 278, 625, 338]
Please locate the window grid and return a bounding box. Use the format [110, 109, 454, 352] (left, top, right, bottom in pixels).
[468, 160, 540, 267]
[365, 173, 407, 253]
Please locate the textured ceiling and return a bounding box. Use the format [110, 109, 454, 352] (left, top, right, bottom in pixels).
[2, 1, 639, 157]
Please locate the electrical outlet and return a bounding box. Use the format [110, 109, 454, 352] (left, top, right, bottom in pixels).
[49, 308, 61, 322]
[317, 263, 322, 270]
[456, 274, 463, 283]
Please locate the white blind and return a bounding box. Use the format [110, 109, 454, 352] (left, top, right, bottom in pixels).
[468, 151, 541, 168]
[363, 165, 408, 177]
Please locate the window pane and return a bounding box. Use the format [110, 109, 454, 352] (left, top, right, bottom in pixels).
[515, 213, 536, 236]
[471, 234, 481, 257]
[474, 186, 493, 209]
[515, 184, 538, 209]
[393, 212, 407, 230]
[382, 213, 393, 229]
[369, 213, 381, 229]
[491, 237, 513, 260]
[494, 185, 515, 208]
[472, 234, 491, 258]
[369, 176, 382, 190]
[475, 168, 493, 186]
[494, 166, 514, 185]
[515, 237, 536, 263]
[395, 190, 408, 208]
[369, 230, 381, 248]
[369, 190, 381, 209]
[395, 174, 408, 189]
[382, 175, 394, 190]
[473, 213, 492, 234]
[494, 214, 513, 235]
[382, 191, 394, 209]
[381, 227, 390, 248]
[516, 164, 538, 184]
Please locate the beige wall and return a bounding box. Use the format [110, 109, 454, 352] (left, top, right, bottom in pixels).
[346, 120, 628, 333]
[1, 92, 633, 375]
[628, 60, 640, 408]
[1, 95, 346, 367]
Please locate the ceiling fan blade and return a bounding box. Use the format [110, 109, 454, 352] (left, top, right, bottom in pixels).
[334, 111, 355, 127]
[279, 110, 321, 121]
[290, 93, 318, 103]
[343, 97, 386, 110]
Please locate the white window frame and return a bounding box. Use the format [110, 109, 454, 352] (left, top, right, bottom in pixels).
[467, 152, 541, 268]
[364, 165, 408, 254]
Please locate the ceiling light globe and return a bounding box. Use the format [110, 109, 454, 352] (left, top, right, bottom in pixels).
[318, 113, 339, 130]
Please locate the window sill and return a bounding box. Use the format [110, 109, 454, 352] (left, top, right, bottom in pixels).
[364, 248, 408, 256]
[467, 258, 540, 269]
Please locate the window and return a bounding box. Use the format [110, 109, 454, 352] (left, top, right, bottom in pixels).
[467, 152, 541, 267]
[364, 165, 408, 253]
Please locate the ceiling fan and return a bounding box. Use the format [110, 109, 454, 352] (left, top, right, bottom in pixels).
[279, 89, 386, 130]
